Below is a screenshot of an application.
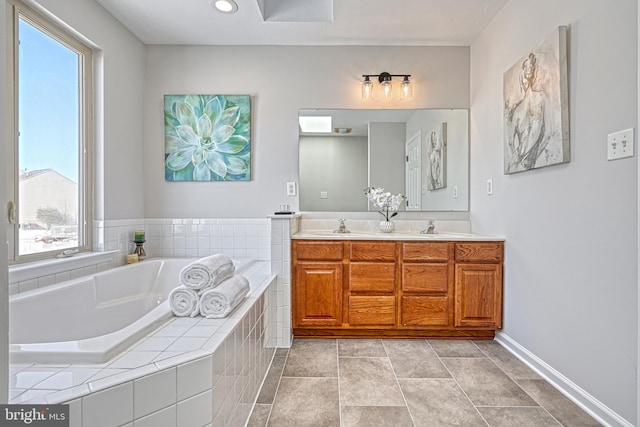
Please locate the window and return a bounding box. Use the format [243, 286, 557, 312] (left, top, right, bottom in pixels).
[7, 0, 93, 263]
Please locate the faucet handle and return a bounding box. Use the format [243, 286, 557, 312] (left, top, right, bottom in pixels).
[420, 219, 436, 234]
[333, 218, 350, 233]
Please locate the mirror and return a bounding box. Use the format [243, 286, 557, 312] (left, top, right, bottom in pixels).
[298, 109, 469, 211]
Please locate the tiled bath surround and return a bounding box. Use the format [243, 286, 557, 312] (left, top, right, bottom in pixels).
[8, 215, 296, 426]
[10, 262, 277, 427]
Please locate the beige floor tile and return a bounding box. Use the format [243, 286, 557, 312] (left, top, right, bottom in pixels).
[399, 378, 487, 426]
[474, 340, 541, 380]
[429, 339, 486, 358]
[248, 339, 601, 427]
[341, 406, 414, 427]
[246, 404, 271, 427]
[268, 377, 340, 427]
[338, 339, 386, 358]
[282, 339, 337, 377]
[383, 339, 450, 378]
[256, 356, 286, 404]
[443, 358, 538, 407]
[339, 357, 405, 406]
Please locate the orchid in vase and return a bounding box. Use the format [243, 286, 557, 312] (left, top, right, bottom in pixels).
[364, 187, 406, 222]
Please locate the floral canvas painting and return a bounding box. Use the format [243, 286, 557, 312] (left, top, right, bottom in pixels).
[426, 122, 447, 191]
[503, 26, 569, 174]
[164, 94, 251, 181]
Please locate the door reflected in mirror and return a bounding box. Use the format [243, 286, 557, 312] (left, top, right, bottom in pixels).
[298, 109, 469, 212]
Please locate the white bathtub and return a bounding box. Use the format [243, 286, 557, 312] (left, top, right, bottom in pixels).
[9, 257, 255, 364]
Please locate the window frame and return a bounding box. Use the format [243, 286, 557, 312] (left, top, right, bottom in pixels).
[6, 0, 93, 264]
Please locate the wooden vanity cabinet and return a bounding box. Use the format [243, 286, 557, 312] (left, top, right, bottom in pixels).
[292, 241, 343, 327]
[454, 243, 503, 329]
[292, 239, 503, 339]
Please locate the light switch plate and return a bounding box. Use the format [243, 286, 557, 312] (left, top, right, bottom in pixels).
[607, 128, 635, 160]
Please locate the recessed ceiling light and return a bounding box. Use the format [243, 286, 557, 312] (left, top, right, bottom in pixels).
[213, 0, 238, 13]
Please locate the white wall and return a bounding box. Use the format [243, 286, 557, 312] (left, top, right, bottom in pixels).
[144, 46, 470, 218]
[471, 0, 638, 424]
[30, 0, 146, 221]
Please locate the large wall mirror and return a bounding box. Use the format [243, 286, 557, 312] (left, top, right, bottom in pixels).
[299, 109, 469, 212]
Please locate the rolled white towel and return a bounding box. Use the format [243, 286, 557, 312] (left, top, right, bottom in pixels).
[198, 275, 250, 319]
[169, 286, 200, 317]
[179, 254, 235, 290]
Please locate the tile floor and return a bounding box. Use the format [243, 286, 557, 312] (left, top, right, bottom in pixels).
[247, 338, 602, 427]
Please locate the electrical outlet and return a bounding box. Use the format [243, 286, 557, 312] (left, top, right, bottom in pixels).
[286, 182, 297, 196]
[607, 128, 635, 160]
[320, 191, 328, 199]
[487, 179, 493, 195]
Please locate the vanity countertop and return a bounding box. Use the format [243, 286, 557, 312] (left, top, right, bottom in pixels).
[291, 230, 504, 241]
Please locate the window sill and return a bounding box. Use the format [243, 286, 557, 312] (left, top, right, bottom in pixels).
[9, 251, 118, 284]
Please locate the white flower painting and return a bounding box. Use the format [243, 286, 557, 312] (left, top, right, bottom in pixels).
[503, 26, 569, 174]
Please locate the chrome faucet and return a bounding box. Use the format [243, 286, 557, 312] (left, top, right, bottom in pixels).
[420, 219, 436, 234]
[333, 218, 350, 233]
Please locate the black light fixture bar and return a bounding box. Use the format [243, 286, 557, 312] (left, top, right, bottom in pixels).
[362, 72, 411, 83]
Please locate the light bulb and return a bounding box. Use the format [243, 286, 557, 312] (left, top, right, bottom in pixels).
[362, 77, 373, 100]
[400, 77, 412, 100]
[381, 80, 392, 101]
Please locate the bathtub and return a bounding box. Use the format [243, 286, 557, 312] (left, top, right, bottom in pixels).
[9, 257, 255, 364]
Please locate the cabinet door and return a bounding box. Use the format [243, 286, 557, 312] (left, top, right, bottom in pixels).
[294, 262, 343, 327]
[455, 263, 502, 328]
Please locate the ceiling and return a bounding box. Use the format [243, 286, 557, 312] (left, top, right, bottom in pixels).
[94, 0, 508, 46]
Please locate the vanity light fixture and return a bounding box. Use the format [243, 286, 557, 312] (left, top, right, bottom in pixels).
[213, 0, 238, 13]
[361, 72, 412, 101]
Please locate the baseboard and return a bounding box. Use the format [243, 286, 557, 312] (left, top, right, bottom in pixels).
[495, 331, 634, 427]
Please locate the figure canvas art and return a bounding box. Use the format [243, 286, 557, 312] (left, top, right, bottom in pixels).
[503, 26, 569, 174]
[427, 122, 447, 191]
[164, 94, 251, 181]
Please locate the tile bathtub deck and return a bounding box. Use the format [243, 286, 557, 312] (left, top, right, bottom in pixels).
[248, 338, 602, 427]
[9, 261, 274, 405]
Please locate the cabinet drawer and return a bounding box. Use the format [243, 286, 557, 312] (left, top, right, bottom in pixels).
[348, 296, 395, 326]
[350, 263, 396, 293]
[401, 296, 449, 326]
[455, 243, 503, 262]
[402, 242, 451, 261]
[295, 241, 344, 260]
[402, 264, 449, 293]
[350, 241, 396, 261]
